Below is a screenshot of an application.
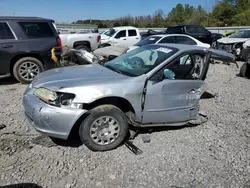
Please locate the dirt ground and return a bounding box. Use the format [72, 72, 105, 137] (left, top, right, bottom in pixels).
[0, 62, 250, 188]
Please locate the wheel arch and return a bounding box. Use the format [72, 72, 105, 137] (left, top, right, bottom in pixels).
[73, 41, 91, 49]
[10, 53, 44, 75]
[68, 96, 136, 140]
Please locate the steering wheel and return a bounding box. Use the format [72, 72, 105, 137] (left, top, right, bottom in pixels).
[127, 57, 145, 68]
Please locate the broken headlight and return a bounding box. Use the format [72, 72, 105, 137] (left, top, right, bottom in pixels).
[33, 88, 78, 108]
[34, 88, 58, 105]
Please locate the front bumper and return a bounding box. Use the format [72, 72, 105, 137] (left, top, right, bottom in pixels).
[23, 89, 87, 140]
[216, 43, 243, 58]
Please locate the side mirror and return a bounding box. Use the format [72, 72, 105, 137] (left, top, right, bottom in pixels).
[163, 69, 175, 80]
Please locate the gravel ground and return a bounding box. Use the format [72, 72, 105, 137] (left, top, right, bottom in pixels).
[0, 62, 249, 188]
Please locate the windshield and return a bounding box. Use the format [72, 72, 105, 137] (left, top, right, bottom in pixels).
[104, 45, 178, 77]
[135, 36, 161, 47]
[104, 29, 117, 37]
[229, 30, 250, 38]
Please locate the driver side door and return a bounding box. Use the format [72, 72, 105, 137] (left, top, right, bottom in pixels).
[141, 53, 207, 124]
[113, 30, 129, 47]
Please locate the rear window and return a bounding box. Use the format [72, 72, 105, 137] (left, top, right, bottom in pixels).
[0, 22, 15, 40]
[135, 36, 161, 46]
[18, 22, 55, 38]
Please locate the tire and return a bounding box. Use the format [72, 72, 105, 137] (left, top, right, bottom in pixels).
[79, 105, 128, 151]
[13, 57, 44, 84]
[240, 62, 247, 78]
[75, 45, 90, 52]
[241, 48, 250, 61]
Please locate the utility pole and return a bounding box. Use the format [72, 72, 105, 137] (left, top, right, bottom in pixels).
[12, 13, 15, 17]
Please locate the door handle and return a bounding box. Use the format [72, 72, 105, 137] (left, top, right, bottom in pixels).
[136, 38, 139, 39]
[2, 45, 13, 48]
[123, 39, 126, 40]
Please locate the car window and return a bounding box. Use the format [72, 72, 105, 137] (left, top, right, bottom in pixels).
[135, 36, 162, 46]
[197, 26, 210, 34]
[128, 30, 137, 37]
[115, 30, 126, 38]
[0, 22, 15, 40]
[158, 36, 175, 43]
[176, 36, 197, 45]
[166, 53, 205, 80]
[104, 29, 117, 37]
[186, 26, 198, 34]
[167, 27, 183, 34]
[104, 45, 178, 77]
[229, 30, 250, 38]
[18, 22, 55, 38]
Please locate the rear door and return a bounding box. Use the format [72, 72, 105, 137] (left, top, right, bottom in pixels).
[0, 22, 18, 75]
[127, 29, 140, 46]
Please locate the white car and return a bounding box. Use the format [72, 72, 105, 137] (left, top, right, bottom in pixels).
[127, 34, 210, 52]
[100, 26, 141, 48]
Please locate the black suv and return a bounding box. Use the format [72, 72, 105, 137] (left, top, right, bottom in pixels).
[166, 25, 223, 47]
[0, 17, 62, 83]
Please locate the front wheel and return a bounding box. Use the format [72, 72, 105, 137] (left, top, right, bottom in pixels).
[13, 57, 44, 84]
[79, 105, 128, 151]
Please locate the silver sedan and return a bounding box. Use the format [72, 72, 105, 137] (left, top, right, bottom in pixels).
[23, 44, 235, 151]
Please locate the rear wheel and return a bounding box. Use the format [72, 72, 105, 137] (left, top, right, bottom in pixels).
[79, 105, 128, 151]
[13, 57, 44, 84]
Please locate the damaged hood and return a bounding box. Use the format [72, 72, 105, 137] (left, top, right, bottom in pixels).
[217, 37, 249, 44]
[30, 64, 127, 89]
[210, 48, 237, 66]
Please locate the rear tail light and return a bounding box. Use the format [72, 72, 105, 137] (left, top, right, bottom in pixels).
[97, 35, 101, 42]
[57, 37, 62, 51]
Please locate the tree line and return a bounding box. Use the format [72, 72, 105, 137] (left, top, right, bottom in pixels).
[73, 0, 250, 28]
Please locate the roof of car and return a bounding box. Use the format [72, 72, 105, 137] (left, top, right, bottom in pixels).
[168, 24, 200, 27]
[149, 43, 208, 51]
[0, 16, 54, 22]
[113, 26, 138, 30]
[147, 34, 193, 38]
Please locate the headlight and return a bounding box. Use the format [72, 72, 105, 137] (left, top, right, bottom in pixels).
[33, 88, 78, 108]
[34, 88, 58, 105]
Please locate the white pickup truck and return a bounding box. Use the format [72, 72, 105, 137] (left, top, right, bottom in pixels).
[100, 26, 141, 48]
[59, 33, 101, 51]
